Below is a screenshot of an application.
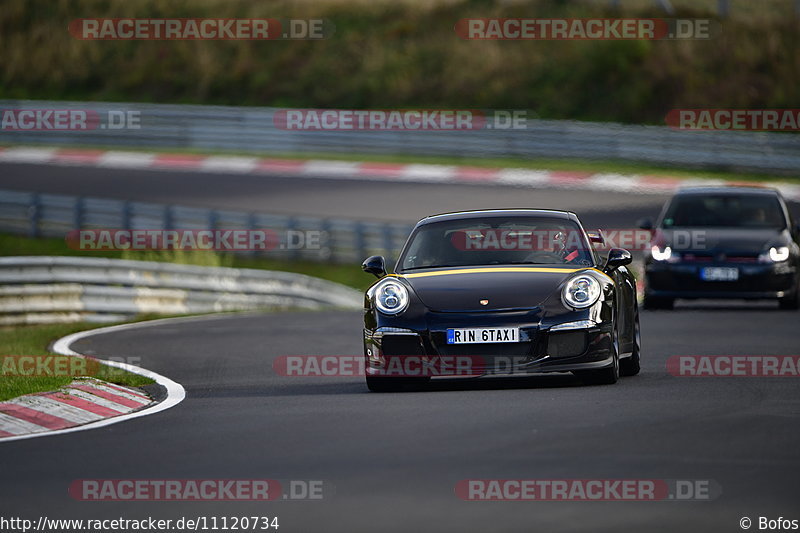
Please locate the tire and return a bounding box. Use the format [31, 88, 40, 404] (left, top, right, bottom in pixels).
[778, 285, 799, 310]
[642, 293, 674, 310]
[366, 376, 429, 392]
[620, 309, 641, 377]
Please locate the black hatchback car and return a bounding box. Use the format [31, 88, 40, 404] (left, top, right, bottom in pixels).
[361, 209, 640, 391]
[640, 187, 800, 310]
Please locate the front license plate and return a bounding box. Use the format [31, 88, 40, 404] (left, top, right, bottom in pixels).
[700, 267, 739, 281]
[447, 327, 519, 344]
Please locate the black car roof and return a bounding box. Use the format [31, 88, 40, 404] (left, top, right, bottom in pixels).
[675, 186, 780, 196]
[417, 209, 577, 226]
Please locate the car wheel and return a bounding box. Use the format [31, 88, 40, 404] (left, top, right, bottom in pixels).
[620, 309, 641, 377]
[778, 287, 799, 310]
[642, 293, 674, 310]
[366, 376, 429, 392]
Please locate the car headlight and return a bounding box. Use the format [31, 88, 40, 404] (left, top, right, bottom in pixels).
[373, 279, 409, 315]
[650, 245, 676, 262]
[562, 275, 602, 309]
[769, 246, 790, 262]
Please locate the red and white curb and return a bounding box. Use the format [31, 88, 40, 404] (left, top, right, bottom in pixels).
[0, 378, 152, 439]
[0, 315, 198, 443]
[1, 145, 798, 201]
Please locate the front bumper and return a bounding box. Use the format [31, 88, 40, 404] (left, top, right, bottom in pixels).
[363, 317, 615, 378]
[645, 261, 796, 299]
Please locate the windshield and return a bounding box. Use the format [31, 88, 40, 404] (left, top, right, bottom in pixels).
[398, 217, 595, 271]
[661, 194, 787, 229]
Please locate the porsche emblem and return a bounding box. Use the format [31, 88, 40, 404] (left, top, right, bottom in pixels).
[479, 299, 489, 306]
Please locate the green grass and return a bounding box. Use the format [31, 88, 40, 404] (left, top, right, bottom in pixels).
[0, 322, 155, 401]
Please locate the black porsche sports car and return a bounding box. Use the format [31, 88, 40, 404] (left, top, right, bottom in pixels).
[640, 186, 800, 310]
[361, 209, 640, 392]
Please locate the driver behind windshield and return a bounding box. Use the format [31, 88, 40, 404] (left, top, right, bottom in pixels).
[400, 217, 592, 270]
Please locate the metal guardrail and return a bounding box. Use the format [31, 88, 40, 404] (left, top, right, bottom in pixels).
[0, 188, 413, 265]
[0, 256, 363, 325]
[1, 100, 798, 173]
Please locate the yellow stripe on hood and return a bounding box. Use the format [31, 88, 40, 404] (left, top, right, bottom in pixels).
[402, 267, 587, 279]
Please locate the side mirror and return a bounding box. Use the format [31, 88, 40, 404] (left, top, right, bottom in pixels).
[637, 217, 654, 231]
[605, 248, 632, 271]
[362, 255, 387, 278]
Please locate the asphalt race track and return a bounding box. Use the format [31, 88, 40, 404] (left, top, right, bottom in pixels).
[1, 162, 799, 532]
[1, 309, 799, 532]
[0, 161, 671, 225]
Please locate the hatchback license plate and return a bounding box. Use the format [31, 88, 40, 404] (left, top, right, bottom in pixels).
[700, 267, 739, 281]
[447, 327, 519, 344]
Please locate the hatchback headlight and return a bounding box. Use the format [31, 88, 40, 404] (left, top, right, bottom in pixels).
[562, 275, 602, 309]
[651, 245, 677, 262]
[373, 279, 409, 315]
[769, 246, 790, 262]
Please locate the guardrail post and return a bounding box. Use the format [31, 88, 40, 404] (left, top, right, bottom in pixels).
[247, 213, 259, 257]
[164, 205, 174, 230]
[320, 218, 333, 262]
[382, 224, 394, 263]
[287, 216, 299, 260]
[74, 197, 85, 229]
[28, 193, 41, 238]
[122, 201, 133, 229]
[208, 209, 219, 231]
[354, 221, 366, 262]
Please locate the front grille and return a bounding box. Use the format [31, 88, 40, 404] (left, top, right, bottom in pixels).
[547, 331, 587, 358]
[381, 335, 425, 356]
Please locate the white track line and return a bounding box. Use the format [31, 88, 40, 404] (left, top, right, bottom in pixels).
[0, 315, 265, 442]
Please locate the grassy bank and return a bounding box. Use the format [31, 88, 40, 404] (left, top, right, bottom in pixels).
[0, 322, 155, 401]
[1, 0, 798, 125]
